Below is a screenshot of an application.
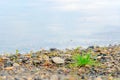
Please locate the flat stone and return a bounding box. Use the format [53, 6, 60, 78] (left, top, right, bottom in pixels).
[52, 57, 64, 64]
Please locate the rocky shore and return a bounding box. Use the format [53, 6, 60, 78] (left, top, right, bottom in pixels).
[0, 45, 120, 80]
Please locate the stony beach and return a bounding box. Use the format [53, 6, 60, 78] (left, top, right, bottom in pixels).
[0, 45, 120, 80]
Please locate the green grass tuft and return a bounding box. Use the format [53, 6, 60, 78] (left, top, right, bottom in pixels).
[72, 53, 97, 67]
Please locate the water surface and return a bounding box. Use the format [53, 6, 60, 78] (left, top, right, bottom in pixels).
[0, 0, 120, 53]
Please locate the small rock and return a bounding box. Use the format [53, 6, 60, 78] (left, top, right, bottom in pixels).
[88, 46, 95, 49]
[33, 60, 40, 63]
[32, 60, 41, 66]
[31, 53, 38, 58]
[43, 55, 49, 61]
[2, 56, 9, 60]
[4, 67, 14, 70]
[108, 76, 113, 80]
[52, 57, 64, 64]
[9, 55, 17, 61]
[17, 59, 22, 63]
[42, 50, 49, 54]
[65, 58, 73, 64]
[81, 75, 85, 79]
[97, 56, 102, 60]
[50, 75, 58, 80]
[0, 76, 3, 80]
[14, 77, 20, 80]
[21, 57, 29, 63]
[69, 76, 76, 80]
[13, 63, 20, 67]
[94, 49, 101, 52]
[95, 77, 102, 80]
[27, 77, 33, 80]
[78, 68, 86, 74]
[50, 48, 57, 51]
[34, 76, 41, 80]
[4, 61, 13, 67]
[20, 68, 25, 72]
[64, 54, 72, 57]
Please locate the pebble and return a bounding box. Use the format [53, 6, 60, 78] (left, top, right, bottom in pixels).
[50, 48, 57, 52]
[95, 76, 102, 80]
[13, 63, 20, 67]
[78, 68, 86, 74]
[4, 61, 13, 67]
[108, 76, 113, 80]
[52, 57, 65, 64]
[4, 67, 14, 70]
[88, 46, 95, 49]
[32, 60, 41, 66]
[50, 75, 58, 80]
[1, 56, 9, 60]
[69, 76, 76, 80]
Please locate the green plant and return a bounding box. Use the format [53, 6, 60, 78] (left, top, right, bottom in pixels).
[16, 49, 19, 55]
[72, 53, 97, 67]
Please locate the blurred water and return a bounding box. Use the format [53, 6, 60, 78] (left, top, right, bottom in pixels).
[0, 30, 120, 54]
[0, 0, 120, 53]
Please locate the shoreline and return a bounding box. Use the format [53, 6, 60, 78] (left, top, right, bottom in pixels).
[1, 43, 120, 54]
[0, 45, 120, 80]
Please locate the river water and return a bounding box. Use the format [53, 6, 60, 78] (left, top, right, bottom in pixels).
[0, 0, 120, 53]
